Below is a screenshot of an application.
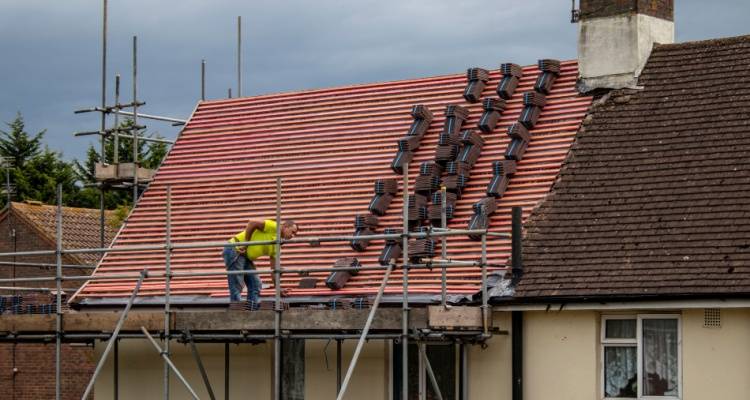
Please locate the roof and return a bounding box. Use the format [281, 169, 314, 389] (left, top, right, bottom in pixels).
[515, 34, 750, 300]
[74, 61, 591, 304]
[3, 201, 119, 265]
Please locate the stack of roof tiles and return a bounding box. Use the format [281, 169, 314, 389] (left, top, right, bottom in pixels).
[463, 68, 491, 103]
[72, 60, 591, 303]
[468, 60, 560, 238]
[497, 63, 523, 100]
[392, 105, 433, 174]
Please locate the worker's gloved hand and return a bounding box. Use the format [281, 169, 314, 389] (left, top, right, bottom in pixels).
[237, 246, 247, 254]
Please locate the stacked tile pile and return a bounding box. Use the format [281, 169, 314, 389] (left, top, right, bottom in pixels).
[463, 68, 491, 103]
[378, 227, 403, 266]
[232, 300, 291, 311]
[504, 122, 532, 161]
[477, 97, 506, 132]
[328, 297, 372, 310]
[428, 190, 458, 227]
[468, 197, 498, 240]
[534, 59, 560, 94]
[408, 227, 436, 262]
[325, 257, 362, 290]
[442, 160, 471, 196]
[486, 159, 518, 197]
[351, 213, 379, 251]
[407, 193, 428, 226]
[415, 161, 443, 196]
[392, 105, 433, 174]
[369, 178, 398, 216]
[496, 63, 523, 99]
[468, 60, 559, 238]
[0, 294, 67, 315]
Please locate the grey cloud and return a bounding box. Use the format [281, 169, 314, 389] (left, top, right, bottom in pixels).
[0, 0, 747, 160]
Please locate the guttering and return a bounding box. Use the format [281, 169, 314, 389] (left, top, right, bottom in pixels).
[493, 298, 750, 311]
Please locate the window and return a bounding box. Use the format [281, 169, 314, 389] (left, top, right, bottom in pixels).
[392, 343, 462, 400]
[601, 315, 680, 399]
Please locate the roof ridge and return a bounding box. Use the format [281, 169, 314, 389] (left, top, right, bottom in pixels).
[200, 60, 579, 106]
[11, 201, 116, 215]
[654, 33, 750, 51]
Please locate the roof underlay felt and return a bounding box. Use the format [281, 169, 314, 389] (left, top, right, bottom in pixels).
[73, 60, 591, 304]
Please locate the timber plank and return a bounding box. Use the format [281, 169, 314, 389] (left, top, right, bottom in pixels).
[63, 312, 167, 332]
[175, 308, 427, 331]
[427, 306, 483, 329]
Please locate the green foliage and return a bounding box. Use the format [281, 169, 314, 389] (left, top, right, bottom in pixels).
[0, 113, 170, 210]
[0, 113, 44, 169]
[71, 118, 169, 209]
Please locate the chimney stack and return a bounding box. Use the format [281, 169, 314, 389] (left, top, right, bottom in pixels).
[576, 0, 674, 93]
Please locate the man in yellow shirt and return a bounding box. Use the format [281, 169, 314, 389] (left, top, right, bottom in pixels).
[224, 219, 299, 304]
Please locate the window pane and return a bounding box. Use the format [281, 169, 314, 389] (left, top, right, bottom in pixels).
[604, 346, 637, 398]
[605, 319, 636, 339]
[393, 343, 457, 400]
[426, 345, 456, 400]
[642, 319, 679, 396]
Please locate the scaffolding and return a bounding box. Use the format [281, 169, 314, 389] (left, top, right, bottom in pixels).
[0, 2, 524, 399]
[0, 165, 520, 399]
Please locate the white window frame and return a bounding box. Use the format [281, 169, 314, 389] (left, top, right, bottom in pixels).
[601, 314, 682, 400]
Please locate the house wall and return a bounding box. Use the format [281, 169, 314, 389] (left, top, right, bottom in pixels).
[522, 310, 599, 400]
[305, 339, 388, 400]
[467, 311, 512, 400]
[682, 308, 750, 400]
[0, 211, 87, 292]
[0, 212, 95, 400]
[516, 307, 750, 400]
[94, 340, 273, 400]
[89, 307, 750, 400]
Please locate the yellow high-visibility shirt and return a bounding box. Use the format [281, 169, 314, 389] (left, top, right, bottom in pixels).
[230, 220, 277, 261]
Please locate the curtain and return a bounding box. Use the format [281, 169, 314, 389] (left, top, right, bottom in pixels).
[642, 319, 679, 396]
[604, 346, 637, 397]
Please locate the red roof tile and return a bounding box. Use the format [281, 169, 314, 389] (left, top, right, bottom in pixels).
[74, 61, 590, 303]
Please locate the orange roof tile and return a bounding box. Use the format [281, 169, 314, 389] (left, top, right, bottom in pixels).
[6, 201, 119, 265]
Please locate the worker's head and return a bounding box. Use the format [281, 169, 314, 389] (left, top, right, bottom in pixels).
[281, 220, 298, 240]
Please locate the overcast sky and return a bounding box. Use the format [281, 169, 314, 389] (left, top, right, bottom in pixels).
[1, 0, 748, 161]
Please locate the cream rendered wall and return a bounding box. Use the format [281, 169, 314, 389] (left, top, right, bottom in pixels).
[523, 310, 599, 400]
[682, 308, 750, 400]
[94, 340, 272, 400]
[305, 339, 387, 400]
[468, 311, 512, 400]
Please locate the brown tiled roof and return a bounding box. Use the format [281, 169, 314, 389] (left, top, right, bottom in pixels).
[515, 35, 750, 299]
[7, 202, 119, 265]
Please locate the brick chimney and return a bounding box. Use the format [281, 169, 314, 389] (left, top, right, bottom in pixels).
[576, 0, 674, 92]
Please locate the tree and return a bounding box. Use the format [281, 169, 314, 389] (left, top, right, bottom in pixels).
[0, 114, 78, 207]
[0, 113, 44, 169]
[72, 119, 169, 209]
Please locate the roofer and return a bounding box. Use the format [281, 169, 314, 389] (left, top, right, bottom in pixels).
[224, 219, 299, 304]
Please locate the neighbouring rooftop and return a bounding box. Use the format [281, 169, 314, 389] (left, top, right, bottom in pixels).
[515, 34, 750, 300]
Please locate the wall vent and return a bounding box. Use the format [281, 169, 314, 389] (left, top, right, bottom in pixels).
[703, 308, 721, 328]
